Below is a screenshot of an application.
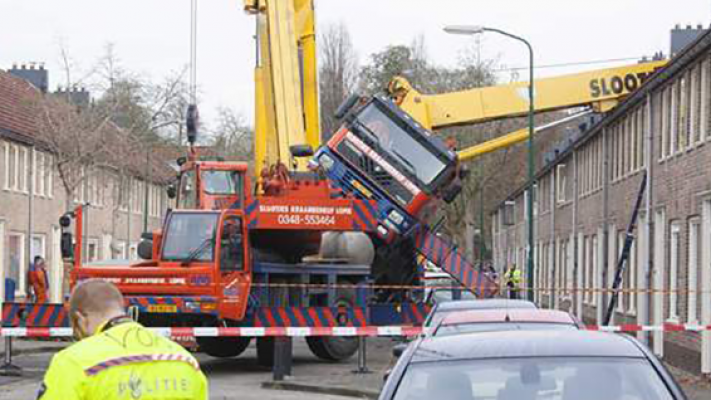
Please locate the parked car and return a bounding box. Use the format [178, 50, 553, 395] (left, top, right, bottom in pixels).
[431, 309, 582, 337]
[422, 299, 537, 332]
[381, 330, 685, 400]
[422, 271, 477, 304]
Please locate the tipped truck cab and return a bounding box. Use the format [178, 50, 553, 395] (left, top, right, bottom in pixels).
[314, 95, 461, 238]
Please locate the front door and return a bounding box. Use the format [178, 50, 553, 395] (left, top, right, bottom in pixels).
[217, 214, 250, 321]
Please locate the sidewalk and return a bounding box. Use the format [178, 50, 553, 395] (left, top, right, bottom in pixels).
[264, 338, 395, 399]
[666, 365, 711, 400]
[0, 338, 67, 360]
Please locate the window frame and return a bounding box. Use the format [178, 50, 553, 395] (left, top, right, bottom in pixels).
[668, 221, 681, 322]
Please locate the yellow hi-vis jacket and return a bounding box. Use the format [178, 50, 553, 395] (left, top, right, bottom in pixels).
[505, 268, 522, 286]
[39, 321, 208, 400]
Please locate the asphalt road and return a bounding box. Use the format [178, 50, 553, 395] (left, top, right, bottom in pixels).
[0, 340, 358, 400]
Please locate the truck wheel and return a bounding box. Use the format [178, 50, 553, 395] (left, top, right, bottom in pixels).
[197, 337, 251, 358]
[306, 335, 358, 362]
[257, 337, 275, 367]
[306, 291, 359, 362]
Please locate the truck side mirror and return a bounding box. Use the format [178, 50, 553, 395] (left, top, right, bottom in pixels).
[334, 94, 361, 120]
[167, 184, 177, 199]
[137, 239, 153, 260]
[442, 181, 463, 204]
[289, 144, 314, 158]
[61, 232, 74, 259]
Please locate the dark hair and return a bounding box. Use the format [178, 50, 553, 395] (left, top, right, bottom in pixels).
[34, 256, 44, 263]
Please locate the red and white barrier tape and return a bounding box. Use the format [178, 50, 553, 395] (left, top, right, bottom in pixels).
[0, 326, 425, 338]
[3, 323, 711, 337]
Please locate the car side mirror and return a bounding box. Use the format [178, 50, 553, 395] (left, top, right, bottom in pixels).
[392, 343, 407, 358]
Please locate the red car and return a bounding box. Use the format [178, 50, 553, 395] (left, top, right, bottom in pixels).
[432, 309, 583, 337]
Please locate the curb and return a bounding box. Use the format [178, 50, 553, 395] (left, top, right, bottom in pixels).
[262, 380, 379, 399]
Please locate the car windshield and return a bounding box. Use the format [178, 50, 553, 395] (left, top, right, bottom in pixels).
[162, 213, 219, 262]
[392, 357, 674, 400]
[202, 170, 241, 195]
[357, 103, 447, 185]
[434, 322, 577, 337]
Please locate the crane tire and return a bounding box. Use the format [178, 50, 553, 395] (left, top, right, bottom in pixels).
[198, 336, 251, 358]
[306, 290, 358, 362]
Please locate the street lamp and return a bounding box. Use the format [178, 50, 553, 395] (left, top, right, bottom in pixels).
[444, 25, 535, 301]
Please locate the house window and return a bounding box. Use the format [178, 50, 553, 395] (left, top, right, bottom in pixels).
[19, 146, 28, 193]
[622, 117, 628, 176]
[680, 73, 691, 150]
[659, 89, 669, 160]
[6, 233, 25, 296]
[688, 218, 701, 323]
[582, 237, 589, 303]
[692, 65, 702, 145]
[34, 151, 44, 197]
[5, 143, 25, 192]
[3, 142, 10, 190]
[669, 222, 681, 321]
[628, 237, 637, 315]
[31, 234, 46, 261]
[591, 235, 598, 306]
[616, 231, 626, 313]
[113, 241, 127, 259]
[638, 108, 646, 169]
[129, 243, 138, 260]
[673, 80, 682, 154]
[556, 164, 567, 204]
[701, 59, 710, 142]
[631, 111, 639, 171]
[87, 239, 99, 262]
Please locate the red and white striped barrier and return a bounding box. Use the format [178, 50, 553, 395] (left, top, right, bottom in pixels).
[2, 323, 709, 338]
[0, 326, 424, 338]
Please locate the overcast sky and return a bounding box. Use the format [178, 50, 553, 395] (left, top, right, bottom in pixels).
[1, 0, 710, 127]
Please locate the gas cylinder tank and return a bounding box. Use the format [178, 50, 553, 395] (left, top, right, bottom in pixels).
[319, 232, 374, 265]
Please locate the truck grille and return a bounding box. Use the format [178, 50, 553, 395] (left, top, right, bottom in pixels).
[336, 139, 414, 206]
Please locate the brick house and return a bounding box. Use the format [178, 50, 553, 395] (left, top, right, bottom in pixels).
[0, 67, 172, 305]
[492, 27, 711, 374]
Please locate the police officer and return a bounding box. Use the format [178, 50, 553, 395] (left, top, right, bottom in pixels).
[38, 279, 208, 399]
[504, 264, 522, 300]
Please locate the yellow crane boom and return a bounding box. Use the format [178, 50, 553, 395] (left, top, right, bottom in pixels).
[389, 59, 667, 161]
[245, 0, 320, 172]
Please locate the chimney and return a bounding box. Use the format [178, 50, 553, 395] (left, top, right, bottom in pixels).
[53, 86, 91, 109]
[670, 23, 709, 56]
[8, 62, 49, 93]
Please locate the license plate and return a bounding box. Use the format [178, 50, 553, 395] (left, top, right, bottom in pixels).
[148, 305, 177, 313]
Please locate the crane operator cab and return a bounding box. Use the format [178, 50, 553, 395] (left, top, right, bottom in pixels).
[313, 94, 466, 239]
[172, 159, 249, 211]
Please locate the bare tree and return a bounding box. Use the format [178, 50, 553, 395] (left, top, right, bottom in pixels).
[319, 23, 359, 139]
[209, 107, 253, 162]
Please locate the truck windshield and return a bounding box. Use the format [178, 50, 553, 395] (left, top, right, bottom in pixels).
[357, 104, 447, 185]
[202, 170, 241, 195]
[162, 213, 219, 262]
